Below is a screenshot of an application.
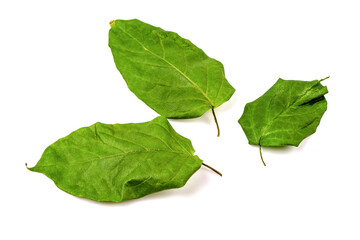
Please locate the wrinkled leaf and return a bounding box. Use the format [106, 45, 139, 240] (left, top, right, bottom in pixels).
[28, 116, 203, 202]
[108, 19, 235, 135]
[238, 77, 328, 165]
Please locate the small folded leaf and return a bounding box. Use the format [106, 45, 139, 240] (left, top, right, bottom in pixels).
[28, 117, 203, 202]
[238, 77, 328, 165]
[108, 19, 235, 136]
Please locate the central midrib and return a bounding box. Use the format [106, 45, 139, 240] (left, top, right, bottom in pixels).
[117, 26, 214, 107]
[34, 149, 192, 169]
[259, 81, 319, 144]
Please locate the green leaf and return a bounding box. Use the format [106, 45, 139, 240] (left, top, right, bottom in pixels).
[28, 116, 204, 202]
[108, 19, 235, 136]
[238, 77, 329, 165]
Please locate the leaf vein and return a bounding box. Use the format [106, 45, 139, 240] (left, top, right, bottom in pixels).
[117, 25, 213, 107]
[36, 149, 189, 168]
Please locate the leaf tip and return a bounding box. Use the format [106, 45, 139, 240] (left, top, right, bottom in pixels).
[109, 20, 115, 27]
[25, 162, 34, 171]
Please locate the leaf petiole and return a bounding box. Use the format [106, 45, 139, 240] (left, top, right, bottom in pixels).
[202, 162, 222, 176]
[211, 107, 220, 137]
[259, 145, 266, 166]
[319, 76, 330, 82]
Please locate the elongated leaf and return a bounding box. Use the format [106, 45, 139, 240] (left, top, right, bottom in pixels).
[239, 77, 328, 165]
[28, 117, 203, 202]
[108, 19, 235, 135]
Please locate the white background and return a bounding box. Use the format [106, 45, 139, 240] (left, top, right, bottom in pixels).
[1, 0, 359, 239]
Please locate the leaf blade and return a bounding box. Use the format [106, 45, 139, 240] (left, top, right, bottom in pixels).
[28, 116, 203, 202]
[108, 19, 235, 119]
[239, 78, 328, 147]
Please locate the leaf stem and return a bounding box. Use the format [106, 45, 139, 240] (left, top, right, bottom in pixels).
[202, 162, 222, 176]
[319, 76, 330, 82]
[259, 145, 266, 166]
[211, 107, 220, 137]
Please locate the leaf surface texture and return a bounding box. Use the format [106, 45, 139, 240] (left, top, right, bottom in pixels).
[108, 19, 235, 118]
[29, 117, 202, 202]
[239, 78, 328, 147]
